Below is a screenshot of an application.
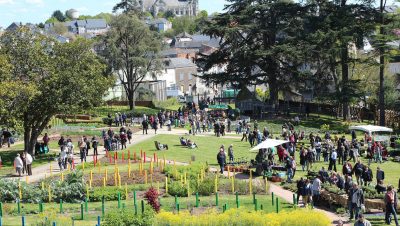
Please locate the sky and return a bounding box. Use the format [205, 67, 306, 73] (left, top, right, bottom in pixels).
[0, 0, 228, 28]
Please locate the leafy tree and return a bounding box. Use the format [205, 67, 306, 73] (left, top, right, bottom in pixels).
[100, 14, 162, 110]
[0, 27, 112, 154]
[303, 0, 378, 120]
[197, 0, 308, 104]
[52, 22, 68, 35]
[52, 10, 66, 22]
[45, 17, 59, 24]
[164, 10, 175, 19]
[113, 0, 142, 14]
[95, 13, 114, 23]
[172, 16, 196, 35]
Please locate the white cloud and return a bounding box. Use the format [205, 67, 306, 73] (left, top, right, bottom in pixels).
[25, 0, 44, 6]
[0, 0, 14, 4]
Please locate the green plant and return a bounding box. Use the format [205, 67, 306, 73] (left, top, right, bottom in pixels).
[195, 177, 215, 196]
[336, 207, 346, 214]
[167, 181, 188, 197]
[320, 124, 330, 132]
[103, 208, 155, 226]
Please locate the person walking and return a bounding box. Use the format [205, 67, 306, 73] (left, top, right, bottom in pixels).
[127, 128, 133, 144]
[25, 152, 33, 176]
[385, 185, 399, 226]
[14, 154, 23, 177]
[153, 119, 158, 134]
[296, 177, 305, 204]
[362, 166, 373, 186]
[303, 179, 313, 207]
[142, 119, 148, 135]
[78, 137, 86, 163]
[217, 148, 226, 174]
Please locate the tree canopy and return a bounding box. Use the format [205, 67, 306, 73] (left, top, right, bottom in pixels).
[0, 27, 113, 154]
[100, 14, 163, 110]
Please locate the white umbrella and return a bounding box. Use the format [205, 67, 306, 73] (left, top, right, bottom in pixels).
[250, 139, 289, 152]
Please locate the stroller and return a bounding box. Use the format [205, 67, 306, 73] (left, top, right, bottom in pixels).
[35, 142, 49, 155]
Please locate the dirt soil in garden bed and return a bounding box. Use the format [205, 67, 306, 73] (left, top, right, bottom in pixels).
[86, 170, 166, 187]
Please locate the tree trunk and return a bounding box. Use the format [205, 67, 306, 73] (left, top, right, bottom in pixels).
[378, 0, 385, 126]
[128, 91, 135, 110]
[341, 43, 350, 121]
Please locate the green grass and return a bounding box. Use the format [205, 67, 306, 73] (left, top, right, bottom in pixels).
[0, 194, 291, 226]
[127, 134, 253, 166]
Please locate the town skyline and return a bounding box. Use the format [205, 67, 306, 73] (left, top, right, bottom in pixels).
[0, 0, 227, 28]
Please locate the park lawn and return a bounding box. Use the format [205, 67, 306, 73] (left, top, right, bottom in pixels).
[0, 194, 291, 226]
[127, 134, 255, 166]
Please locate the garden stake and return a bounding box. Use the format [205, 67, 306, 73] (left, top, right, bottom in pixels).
[133, 191, 137, 206]
[255, 199, 258, 211]
[25, 176, 29, 184]
[118, 192, 121, 209]
[86, 185, 89, 201]
[227, 165, 230, 178]
[85, 198, 88, 213]
[60, 199, 63, 214]
[141, 200, 145, 214]
[165, 177, 168, 193]
[292, 194, 296, 207]
[122, 152, 124, 163]
[0, 216, 2, 226]
[195, 193, 199, 207]
[21, 216, 25, 226]
[134, 203, 138, 215]
[97, 216, 101, 226]
[253, 192, 256, 204]
[52, 222, 56, 226]
[215, 192, 219, 206]
[17, 200, 20, 214]
[222, 204, 225, 213]
[249, 170, 253, 195]
[122, 203, 126, 209]
[214, 174, 218, 193]
[272, 192, 274, 206]
[128, 150, 130, 161]
[235, 192, 239, 208]
[231, 176, 234, 193]
[80, 203, 84, 220]
[184, 172, 187, 184]
[50, 165, 53, 176]
[125, 183, 128, 200]
[41, 182, 44, 190]
[103, 178, 106, 188]
[144, 152, 146, 163]
[144, 170, 148, 185]
[261, 204, 263, 210]
[0, 202, 2, 217]
[177, 204, 180, 213]
[174, 195, 178, 207]
[18, 182, 22, 200]
[61, 173, 64, 182]
[105, 168, 108, 181]
[276, 197, 279, 213]
[101, 196, 105, 218]
[187, 180, 190, 197]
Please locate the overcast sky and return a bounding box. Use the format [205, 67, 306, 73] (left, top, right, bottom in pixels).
[0, 0, 228, 28]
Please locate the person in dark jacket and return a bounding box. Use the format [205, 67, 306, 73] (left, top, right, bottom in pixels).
[362, 166, 373, 186]
[348, 183, 364, 220]
[142, 120, 148, 135]
[296, 177, 305, 204]
[376, 166, 385, 184]
[375, 180, 387, 194]
[217, 149, 226, 174]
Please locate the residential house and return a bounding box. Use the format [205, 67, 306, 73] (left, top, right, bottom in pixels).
[45, 19, 108, 36]
[147, 18, 172, 32]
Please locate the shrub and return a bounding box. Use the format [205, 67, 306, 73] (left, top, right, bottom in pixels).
[167, 181, 188, 197]
[320, 124, 330, 132]
[103, 208, 155, 226]
[154, 208, 330, 226]
[102, 117, 113, 125]
[144, 187, 160, 213]
[195, 177, 215, 196]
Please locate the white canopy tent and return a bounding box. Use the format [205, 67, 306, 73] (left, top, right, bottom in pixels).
[349, 125, 393, 135]
[349, 125, 393, 142]
[250, 139, 289, 152]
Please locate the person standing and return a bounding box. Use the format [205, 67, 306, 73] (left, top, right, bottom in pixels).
[153, 119, 158, 134]
[329, 149, 337, 172]
[228, 144, 234, 163]
[78, 137, 86, 163]
[127, 128, 133, 144]
[312, 176, 322, 206]
[296, 177, 305, 204]
[217, 148, 226, 174]
[14, 154, 23, 177]
[43, 133, 50, 149]
[25, 152, 33, 176]
[376, 166, 385, 184]
[92, 137, 98, 156]
[385, 185, 399, 226]
[348, 183, 364, 221]
[362, 166, 373, 186]
[303, 179, 313, 207]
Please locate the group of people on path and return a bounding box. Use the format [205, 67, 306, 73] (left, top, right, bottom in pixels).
[13, 152, 33, 177]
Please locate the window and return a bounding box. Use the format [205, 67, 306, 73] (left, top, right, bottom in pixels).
[179, 73, 184, 81]
[189, 74, 192, 80]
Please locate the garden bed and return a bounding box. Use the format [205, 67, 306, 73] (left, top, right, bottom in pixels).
[86, 170, 165, 187]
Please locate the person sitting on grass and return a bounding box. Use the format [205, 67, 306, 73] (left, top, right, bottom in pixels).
[180, 137, 188, 146]
[187, 139, 197, 149]
[155, 141, 168, 150]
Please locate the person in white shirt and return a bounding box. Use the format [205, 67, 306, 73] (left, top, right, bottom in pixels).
[25, 153, 33, 176]
[329, 149, 337, 172]
[14, 154, 23, 177]
[312, 177, 322, 205]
